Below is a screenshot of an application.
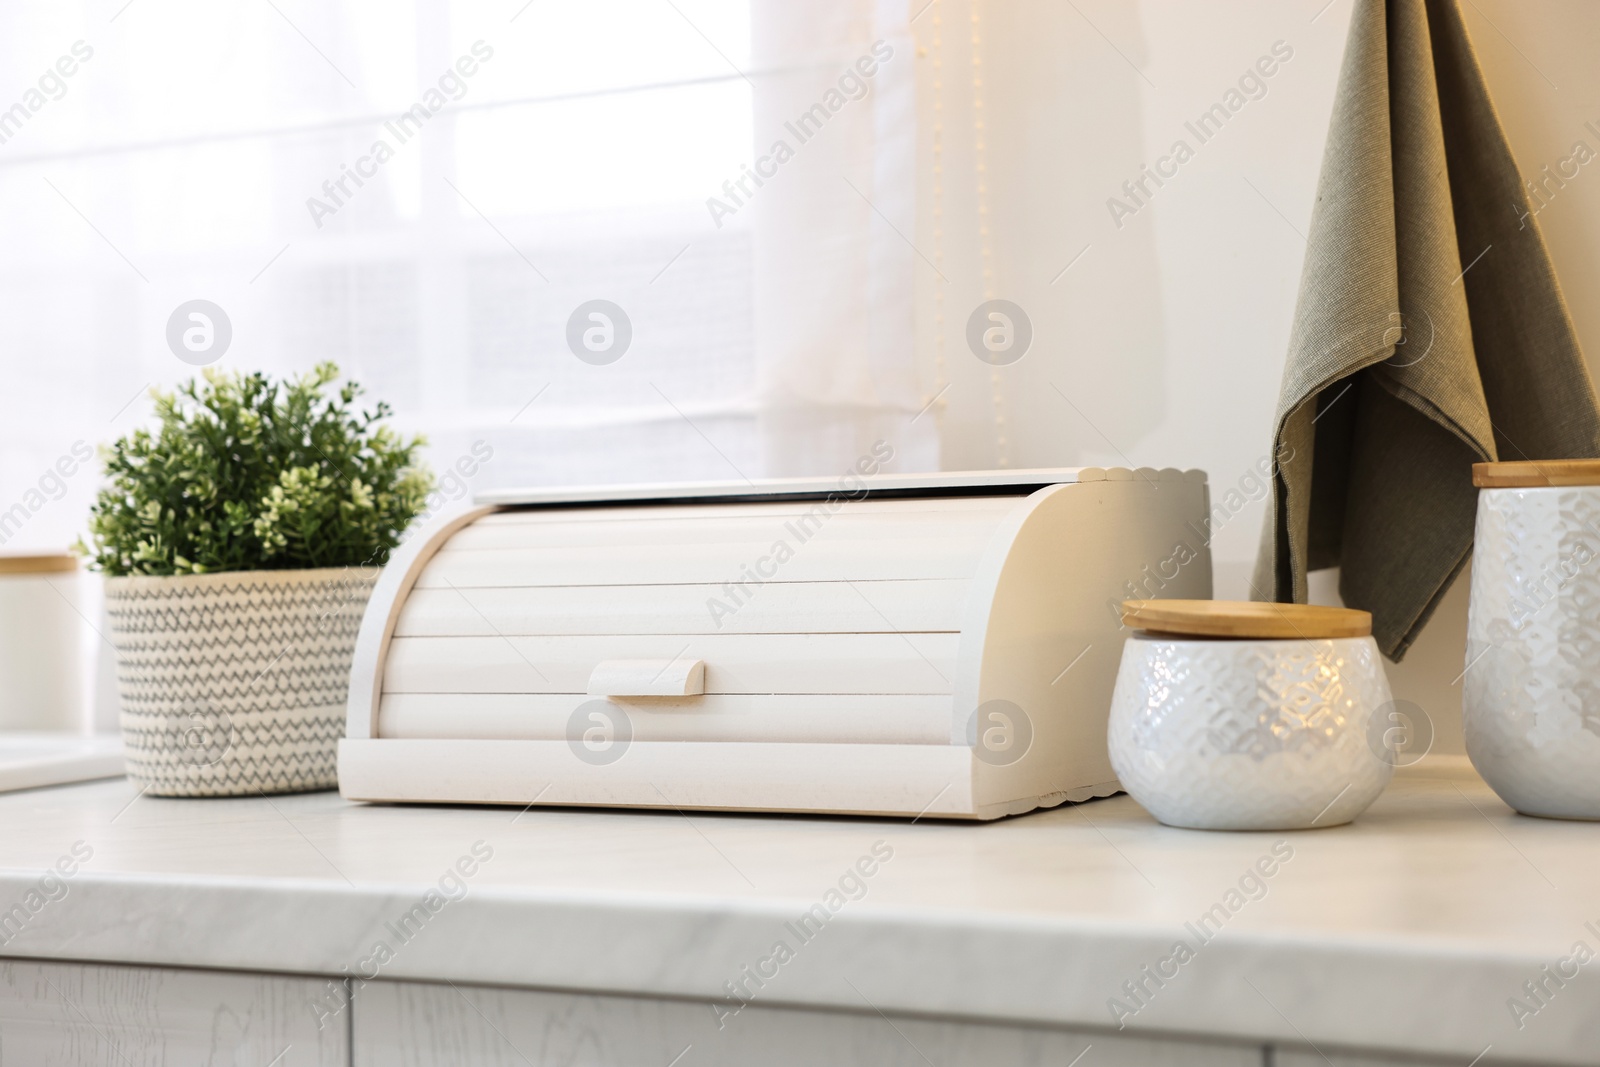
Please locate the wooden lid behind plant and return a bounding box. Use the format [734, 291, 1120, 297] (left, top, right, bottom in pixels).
[0, 553, 78, 576]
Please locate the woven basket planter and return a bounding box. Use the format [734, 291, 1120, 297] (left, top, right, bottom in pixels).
[105, 567, 378, 796]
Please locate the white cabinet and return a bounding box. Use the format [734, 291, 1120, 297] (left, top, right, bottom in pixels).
[0, 959, 1567, 1067]
[352, 979, 1261, 1067]
[0, 960, 347, 1066]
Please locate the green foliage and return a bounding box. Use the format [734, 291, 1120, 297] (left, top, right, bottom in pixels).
[79, 363, 435, 577]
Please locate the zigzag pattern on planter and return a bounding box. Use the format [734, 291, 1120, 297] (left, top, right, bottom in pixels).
[106, 568, 378, 797]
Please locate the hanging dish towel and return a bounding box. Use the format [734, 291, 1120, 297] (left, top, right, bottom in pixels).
[1255, 0, 1600, 660]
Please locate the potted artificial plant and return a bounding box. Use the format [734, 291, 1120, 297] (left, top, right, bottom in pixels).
[79, 363, 433, 796]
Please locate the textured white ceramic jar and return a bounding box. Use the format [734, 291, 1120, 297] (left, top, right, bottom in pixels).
[1108, 634, 1394, 830]
[1465, 484, 1600, 819]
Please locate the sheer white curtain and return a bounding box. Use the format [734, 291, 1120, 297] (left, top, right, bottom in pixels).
[0, 0, 931, 558]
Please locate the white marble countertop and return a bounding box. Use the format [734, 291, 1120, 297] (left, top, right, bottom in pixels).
[0, 759, 1595, 1064]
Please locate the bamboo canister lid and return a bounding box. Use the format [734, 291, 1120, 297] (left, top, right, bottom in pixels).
[1121, 599, 1372, 639]
[0, 553, 78, 576]
[1473, 460, 1600, 488]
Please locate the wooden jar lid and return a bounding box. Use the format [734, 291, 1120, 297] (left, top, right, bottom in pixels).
[0, 553, 78, 576]
[1121, 599, 1372, 639]
[1473, 460, 1600, 488]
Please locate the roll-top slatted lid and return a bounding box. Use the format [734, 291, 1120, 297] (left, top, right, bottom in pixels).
[391, 470, 1210, 709]
[389, 492, 1016, 701]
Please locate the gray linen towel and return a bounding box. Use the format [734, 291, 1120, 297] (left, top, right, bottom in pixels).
[1254, 0, 1600, 660]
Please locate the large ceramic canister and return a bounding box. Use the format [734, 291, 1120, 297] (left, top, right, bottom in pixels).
[1107, 600, 1396, 831]
[1466, 460, 1600, 820]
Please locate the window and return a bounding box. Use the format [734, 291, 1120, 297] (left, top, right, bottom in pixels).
[0, 0, 928, 555]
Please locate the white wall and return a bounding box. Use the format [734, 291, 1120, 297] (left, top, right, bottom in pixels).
[14, 0, 1597, 746]
[914, 0, 1600, 756]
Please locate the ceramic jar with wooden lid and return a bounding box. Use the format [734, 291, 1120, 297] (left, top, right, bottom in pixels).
[1466, 460, 1600, 820]
[1107, 600, 1395, 830]
[0, 552, 82, 732]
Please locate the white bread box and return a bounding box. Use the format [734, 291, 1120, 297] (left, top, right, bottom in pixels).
[339, 467, 1211, 819]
